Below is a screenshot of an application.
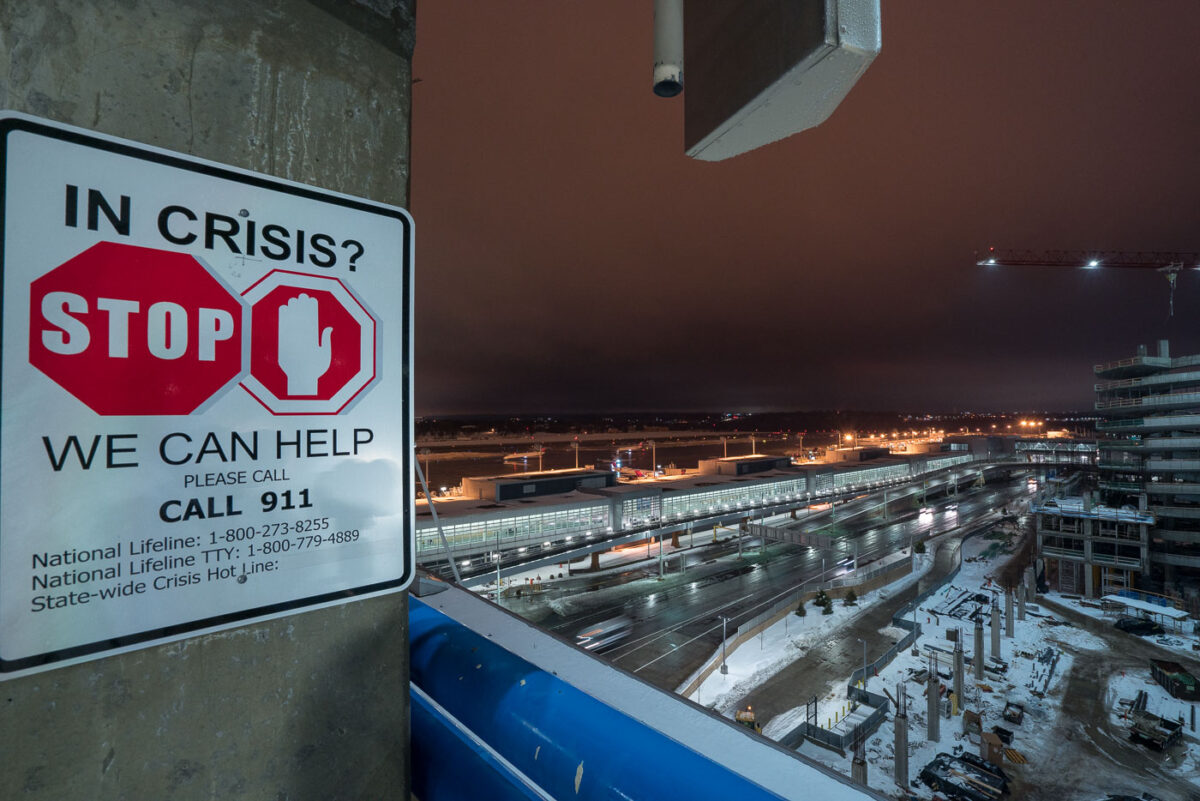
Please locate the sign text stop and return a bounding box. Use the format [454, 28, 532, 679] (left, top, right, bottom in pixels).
[28, 241, 245, 415]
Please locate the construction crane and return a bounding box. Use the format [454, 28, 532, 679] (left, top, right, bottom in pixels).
[976, 248, 1200, 318]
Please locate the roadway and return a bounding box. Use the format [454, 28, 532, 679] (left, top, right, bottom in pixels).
[507, 474, 1036, 693]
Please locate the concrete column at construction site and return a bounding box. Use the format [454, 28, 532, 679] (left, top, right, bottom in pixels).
[851, 743, 868, 786]
[1018, 583, 1027, 621]
[926, 658, 940, 742]
[974, 617, 985, 679]
[1084, 557, 1096, 597]
[0, 3, 414, 799]
[953, 637, 964, 712]
[990, 601, 1001, 660]
[1025, 566, 1037, 598]
[894, 687, 909, 788]
[1005, 591, 1014, 638]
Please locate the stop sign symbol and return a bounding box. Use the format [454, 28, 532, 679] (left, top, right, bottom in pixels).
[240, 270, 377, 415]
[29, 241, 245, 415]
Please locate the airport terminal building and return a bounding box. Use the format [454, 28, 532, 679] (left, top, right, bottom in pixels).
[416, 451, 977, 573]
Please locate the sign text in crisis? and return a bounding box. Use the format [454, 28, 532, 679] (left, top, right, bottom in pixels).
[66, 184, 367, 271]
[41, 427, 374, 471]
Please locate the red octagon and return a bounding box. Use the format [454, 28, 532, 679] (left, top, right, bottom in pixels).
[241, 270, 376, 415]
[29, 241, 245, 415]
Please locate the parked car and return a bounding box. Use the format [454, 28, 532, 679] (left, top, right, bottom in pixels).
[1114, 617, 1165, 636]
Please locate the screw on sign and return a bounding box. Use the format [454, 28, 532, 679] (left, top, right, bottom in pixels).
[241, 270, 377, 415]
[29, 241, 245, 415]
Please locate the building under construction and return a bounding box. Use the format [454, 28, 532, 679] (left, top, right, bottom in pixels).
[1036, 339, 1200, 605]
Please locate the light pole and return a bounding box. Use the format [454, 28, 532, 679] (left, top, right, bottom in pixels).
[647, 439, 656, 475]
[420, 448, 432, 497]
[857, 637, 868, 690]
[722, 436, 728, 458]
[573, 439, 579, 469]
[720, 615, 730, 674]
[494, 528, 502, 606]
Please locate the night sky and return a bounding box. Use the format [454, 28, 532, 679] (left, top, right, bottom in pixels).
[411, 2, 1200, 416]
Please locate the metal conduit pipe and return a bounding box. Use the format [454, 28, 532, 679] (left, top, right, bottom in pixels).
[410, 597, 788, 801]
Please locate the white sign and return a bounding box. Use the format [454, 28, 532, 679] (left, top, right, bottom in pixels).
[0, 112, 414, 677]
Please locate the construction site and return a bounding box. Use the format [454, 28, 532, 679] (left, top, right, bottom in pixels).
[690, 505, 1200, 800]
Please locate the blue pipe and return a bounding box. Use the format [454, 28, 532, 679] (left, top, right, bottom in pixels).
[410, 597, 786, 801]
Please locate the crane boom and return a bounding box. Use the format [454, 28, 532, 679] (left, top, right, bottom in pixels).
[976, 247, 1200, 319]
[976, 248, 1200, 269]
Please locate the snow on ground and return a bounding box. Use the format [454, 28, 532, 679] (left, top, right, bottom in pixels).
[697, 525, 1200, 799]
[687, 551, 936, 714]
[1106, 669, 1192, 729]
[787, 531, 1099, 796]
[1044, 589, 1200, 663]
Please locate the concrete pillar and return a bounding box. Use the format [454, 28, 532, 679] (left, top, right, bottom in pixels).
[851, 745, 868, 786]
[1018, 583, 1027, 620]
[0, 3, 414, 800]
[1025, 566, 1037, 598]
[894, 707, 909, 788]
[1005, 591, 1014, 638]
[953, 639, 964, 713]
[974, 617, 985, 679]
[990, 602, 1002, 660]
[1084, 559, 1096, 597]
[926, 660, 940, 742]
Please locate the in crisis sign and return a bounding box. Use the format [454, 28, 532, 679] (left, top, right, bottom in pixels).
[0, 113, 413, 676]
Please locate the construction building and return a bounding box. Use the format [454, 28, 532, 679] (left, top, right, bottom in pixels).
[1036, 340, 1200, 605]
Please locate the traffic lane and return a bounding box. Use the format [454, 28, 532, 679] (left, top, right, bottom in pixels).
[615, 485, 1017, 694]
[548, 479, 1011, 644]
[527, 480, 1029, 692]
[609, 507, 993, 692]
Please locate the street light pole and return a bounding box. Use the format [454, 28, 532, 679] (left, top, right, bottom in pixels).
[494, 528, 502, 606]
[857, 637, 868, 690]
[420, 448, 432, 497]
[720, 616, 730, 674]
